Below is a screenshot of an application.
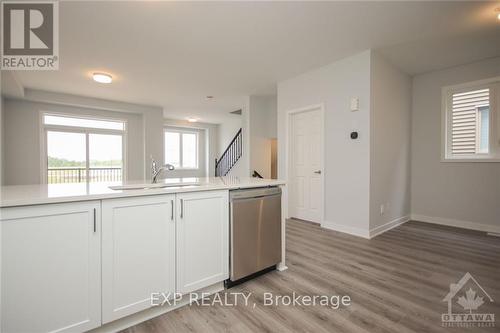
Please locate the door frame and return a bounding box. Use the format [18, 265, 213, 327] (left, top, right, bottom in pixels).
[284, 103, 325, 224]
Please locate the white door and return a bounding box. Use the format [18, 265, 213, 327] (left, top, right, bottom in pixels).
[289, 107, 324, 223]
[176, 190, 229, 293]
[0, 201, 101, 333]
[101, 195, 176, 323]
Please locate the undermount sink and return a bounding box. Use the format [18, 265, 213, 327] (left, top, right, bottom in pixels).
[109, 182, 201, 191]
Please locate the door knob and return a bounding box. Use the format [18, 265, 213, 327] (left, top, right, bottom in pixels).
[314, 170, 322, 174]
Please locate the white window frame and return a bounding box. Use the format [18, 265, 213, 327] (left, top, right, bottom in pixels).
[40, 112, 128, 183]
[442, 78, 500, 162]
[163, 127, 199, 170]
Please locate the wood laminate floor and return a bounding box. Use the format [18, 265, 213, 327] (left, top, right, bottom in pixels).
[122, 219, 500, 333]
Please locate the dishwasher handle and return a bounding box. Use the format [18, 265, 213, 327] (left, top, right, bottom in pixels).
[230, 187, 281, 201]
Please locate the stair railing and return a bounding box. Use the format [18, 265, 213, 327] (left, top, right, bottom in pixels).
[215, 128, 242, 176]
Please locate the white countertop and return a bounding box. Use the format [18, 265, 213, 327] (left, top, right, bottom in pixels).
[0, 177, 286, 208]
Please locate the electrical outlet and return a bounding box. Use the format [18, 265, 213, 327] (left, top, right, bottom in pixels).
[380, 204, 385, 215]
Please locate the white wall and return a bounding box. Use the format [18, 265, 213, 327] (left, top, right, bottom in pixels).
[0, 96, 3, 186]
[369, 51, 412, 233]
[278, 50, 372, 234]
[249, 95, 277, 178]
[216, 113, 249, 177]
[16, 89, 164, 181]
[3, 98, 145, 185]
[411, 56, 500, 233]
[163, 118, 218, 178]
[217, 116, 241, 158]
[0, 70, 3, 185]
[279, 50, 498, 237]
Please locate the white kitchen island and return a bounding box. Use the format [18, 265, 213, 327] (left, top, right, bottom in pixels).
[0, 177, 286, 333]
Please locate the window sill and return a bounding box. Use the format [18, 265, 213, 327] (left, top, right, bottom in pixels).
[441, 157, 500, 163]
[172, 168, 200, 171]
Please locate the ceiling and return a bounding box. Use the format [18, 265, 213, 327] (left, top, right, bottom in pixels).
[3, 1, 500, 123]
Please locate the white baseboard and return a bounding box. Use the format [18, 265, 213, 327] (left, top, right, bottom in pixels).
[369, 215, 410, 238]
[89, 282, 224, 333]
[411, 214, 500, 234]
[321, 221, 370, 239]
[321, 215, 410, 239]
[314, 214, 498, 240]
[277, 262, 288, 271]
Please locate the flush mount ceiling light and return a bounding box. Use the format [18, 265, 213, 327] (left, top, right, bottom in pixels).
[187, 117, 199, 123]
[93, 73, 112, 84]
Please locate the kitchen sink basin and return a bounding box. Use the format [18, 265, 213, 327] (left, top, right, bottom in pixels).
[109, 182, 201, 191]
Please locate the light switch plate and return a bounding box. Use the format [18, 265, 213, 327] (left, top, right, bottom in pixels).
[350, 97, 359, 111]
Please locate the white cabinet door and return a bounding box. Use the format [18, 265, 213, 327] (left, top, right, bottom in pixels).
[176, 190, 229, 293]
[102, 195, 176, 323]
[0, 201, 101, 333]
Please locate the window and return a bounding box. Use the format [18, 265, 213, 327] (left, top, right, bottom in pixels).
[43, 114, 126, 183]
[443, 80, 499, 161]
[164, 129, 198, 169]
[44, 115, 124, 130]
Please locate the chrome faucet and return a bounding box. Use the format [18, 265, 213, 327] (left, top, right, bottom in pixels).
[151, 157, 175, 183]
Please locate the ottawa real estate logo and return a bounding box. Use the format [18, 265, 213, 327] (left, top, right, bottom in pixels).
[442, 272, 495, 328]
[1, 1, 59, 70]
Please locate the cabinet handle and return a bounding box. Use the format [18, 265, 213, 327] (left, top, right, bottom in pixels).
[180, 199, 184, 218]
[171, 199, 174, 220]
[93, 208, 96, 233]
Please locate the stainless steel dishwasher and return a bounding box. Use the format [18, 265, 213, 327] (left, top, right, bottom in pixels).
[227, 187, 282, 286]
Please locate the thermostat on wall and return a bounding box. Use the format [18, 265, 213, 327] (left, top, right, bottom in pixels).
[350, 97, 359, 111]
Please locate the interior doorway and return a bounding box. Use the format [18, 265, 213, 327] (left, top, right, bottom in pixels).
[287, 105, 324, 224]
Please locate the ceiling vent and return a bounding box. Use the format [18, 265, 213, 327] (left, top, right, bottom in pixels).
[230, 109, 242, 115]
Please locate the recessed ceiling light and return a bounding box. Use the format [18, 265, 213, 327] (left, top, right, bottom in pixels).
[93, 73, 112, 84]
[187, 117, 198, 123]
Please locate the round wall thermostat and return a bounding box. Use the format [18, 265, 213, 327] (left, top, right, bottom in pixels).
[350, 131, 359, 139]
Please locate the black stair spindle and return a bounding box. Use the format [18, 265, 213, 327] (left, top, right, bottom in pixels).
[215, 128, 242, 176]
